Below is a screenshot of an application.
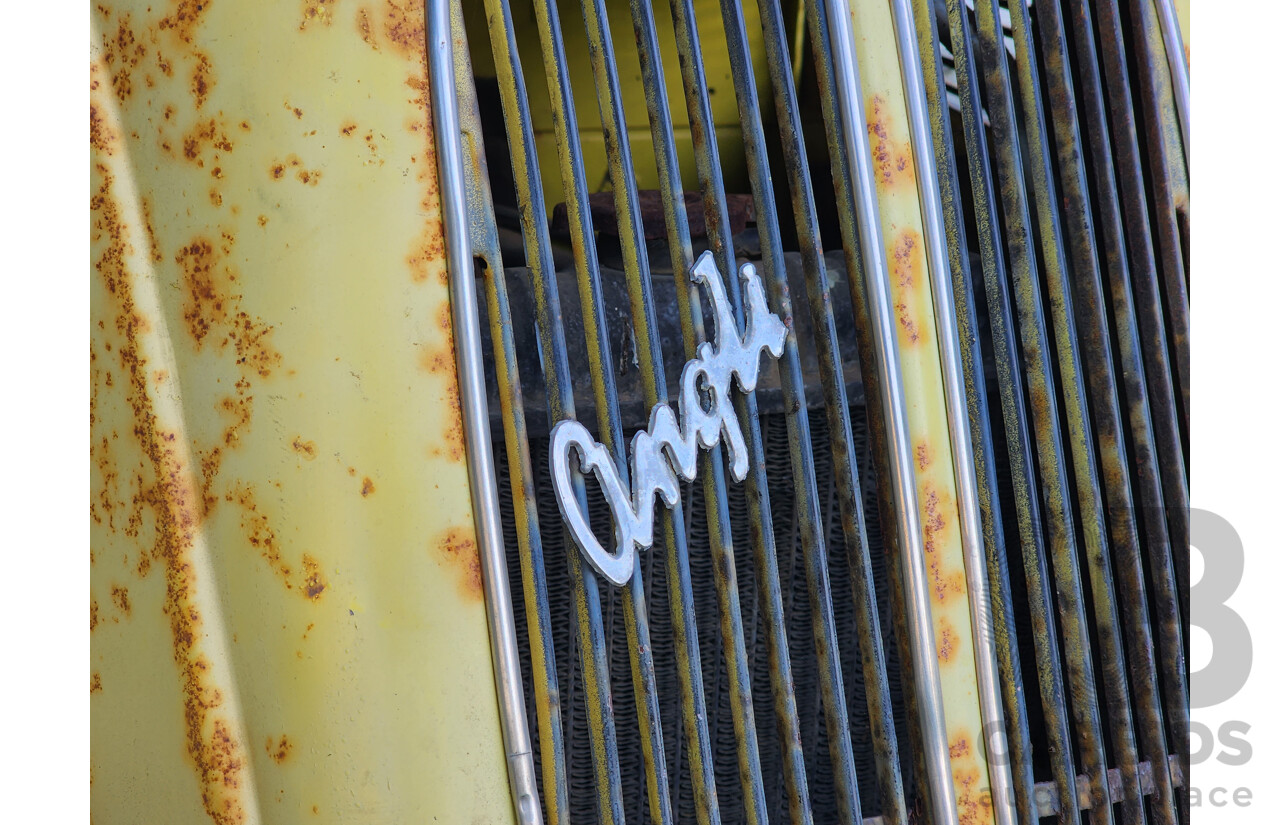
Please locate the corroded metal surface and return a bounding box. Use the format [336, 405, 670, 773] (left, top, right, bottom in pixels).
[90, 2, 512, 823]
[754, 3, 909, 824]
[968, 0, 1116, 821]
[940, 3, 1081, 822]
[1032, 1, 1178, 821]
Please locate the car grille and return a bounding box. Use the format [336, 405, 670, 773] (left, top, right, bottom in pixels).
[431, 0, 1190, 823]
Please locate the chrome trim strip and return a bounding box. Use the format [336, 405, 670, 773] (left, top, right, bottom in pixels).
[1154, 0, 1190, 160]
[886, 1, 1017, 823]
[820, 1, 959, 822]
[427, 4, 543, 823]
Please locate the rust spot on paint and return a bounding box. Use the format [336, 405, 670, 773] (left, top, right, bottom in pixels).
[955, 766, 988, 825]
[356, 7, 377, 48]
[865, 94, 915, 189]
[257, 214, 269, 227]
[915, 441, 931, 471]
[895, 301, 920, 344]
[299, 0, 336, 29]
[191, 51, 214, 109]
[91, 673, 104, 694]
[90, 103, 118, 154]
[340, 120, 357, 137]
[417, 344, 452, 374]
[437, 526, 482, 600]
[892, 228, 922, 288]
[270, 163, 285, 180]
[920, 483, 962, 604]
[291, 437, 317, 459]
[182, 118, 234, 165]
[209, 189, 223, 207]
[360, 477, 375, 497]
[889, 229, 926, 347]
[226, 484, 325, 601]
[140, 197, 163, 262]
[302, 554, 326, 600]
[111, 584, 132, 617]
[375, 0, 426, 59]
[158, 0, 214, 46]
[92, 156, 249, 825]
[407, 224, 445, 284]
[936, 616, 957, 663]
[265, 734, 292, 763]
[91, 598, 100, 631]
[949, 732, 971, 759]
[177, 238, 228, 347]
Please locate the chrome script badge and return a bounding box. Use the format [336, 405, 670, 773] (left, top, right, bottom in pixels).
[550, 251, 788, 586]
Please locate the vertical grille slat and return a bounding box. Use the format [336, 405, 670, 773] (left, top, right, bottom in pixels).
[936, 2, 1083, 821]
[967, 0, 1122, 821]
[1064, 7, 1191, 823]
[754, 5, 912, 825]
[1124, 0, 1190, 457]
[524, 0, 677, 819]
[1091, 0, 1191, 655]
[1002, 0, 1153, 821]
[1028, 1, 1183, 823]
[796, 2, 933, 815]
[666, 1, 819, 822]
[624, 3, 777, 824]
[477, 1, 630, 821]
[452, 10, 573, 824]
[715, 3, 880, 823]
[439, 0, 1191, 822]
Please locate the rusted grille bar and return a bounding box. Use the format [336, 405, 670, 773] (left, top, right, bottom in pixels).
[1126, 0, 1190, 455]
[753, 4, 909, 825]
[1093, 0, 1192, 646]
[452, 8, 570, 823]
[663, 1, 816, 821]
[715, 3, 871, 823]
[1069, 8, 1191, 818]
[1030, 1, 1183, 823]
[476, 1, 628, 821]
[625, 3, 773, 823]
[575, 0, 730, 821]
[522, 1, 679, 822]
[966, 0, 1121, 822]
[1001, 0, 1151, 820]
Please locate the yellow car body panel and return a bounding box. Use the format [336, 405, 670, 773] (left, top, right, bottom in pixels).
[90, 2, 512, 822]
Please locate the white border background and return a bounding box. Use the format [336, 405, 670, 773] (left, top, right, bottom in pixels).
[1191, 2, 1277, 823]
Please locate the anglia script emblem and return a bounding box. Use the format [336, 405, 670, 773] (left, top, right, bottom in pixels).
[550, 251, 788, 586]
